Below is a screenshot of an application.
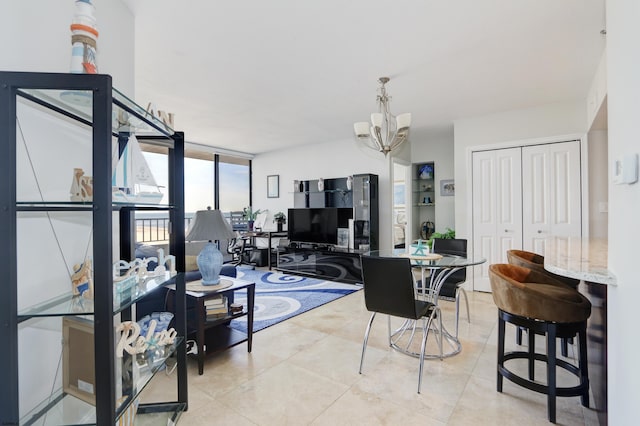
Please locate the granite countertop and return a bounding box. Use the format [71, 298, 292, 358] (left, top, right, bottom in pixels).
[544, 237, 616, 285]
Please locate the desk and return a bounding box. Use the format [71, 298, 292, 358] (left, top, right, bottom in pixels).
[544, 237, 613, 426]
[168, 277, 255, 375]
[241, 230, 288, 269]
[363, 249, 485, 358]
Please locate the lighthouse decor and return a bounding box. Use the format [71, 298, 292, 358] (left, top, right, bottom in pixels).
[70, 0, 99, 74]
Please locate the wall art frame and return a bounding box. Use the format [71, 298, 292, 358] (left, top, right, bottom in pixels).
[267, 175, 279, 198]
[440, 179, 455, 196]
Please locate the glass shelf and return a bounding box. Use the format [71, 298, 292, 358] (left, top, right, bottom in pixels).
[17, 87, 173, 138]
[18, 338, 183, 426]
[416, 203, 435, 207]
[17, 272, 178, 321]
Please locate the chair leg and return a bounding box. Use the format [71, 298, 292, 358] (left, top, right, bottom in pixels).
[578, 326, 590, 408]
[497, 313, 505, 392]
[516, 326, 523, 345]
[547, 323, 557, 424]
[418, 308, 438, 393]
[454, 287, 471, 339]
[460, 287, 471, 323]
[528, 329, 535, 381]
[561, 337, 569, 357]
[454, 290, 460, 339]
[437, 306, 443, 360]
[359, 312, 376, 374]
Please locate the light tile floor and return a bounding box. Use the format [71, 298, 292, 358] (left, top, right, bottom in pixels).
[141, 288, 600, 425]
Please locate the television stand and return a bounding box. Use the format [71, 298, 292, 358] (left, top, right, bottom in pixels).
[276, 244, 363, 284]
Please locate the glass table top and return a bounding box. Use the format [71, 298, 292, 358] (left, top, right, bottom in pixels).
[363, 249, 486, 268]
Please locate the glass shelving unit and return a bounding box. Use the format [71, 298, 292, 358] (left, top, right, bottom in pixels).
[0, 71, 187, 426]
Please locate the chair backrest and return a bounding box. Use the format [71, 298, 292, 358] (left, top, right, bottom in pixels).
[506, 249, 579, 289]
[361, 256, 420, 320]
[229, 211, 248, 231]
[432, 238, 467, 283]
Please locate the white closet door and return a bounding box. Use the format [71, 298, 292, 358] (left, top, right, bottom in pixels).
[472, 148, 522, 292]
[522, 141, 581, 255]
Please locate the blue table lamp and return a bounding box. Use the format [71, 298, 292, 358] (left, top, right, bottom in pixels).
[186, 207, 236, 285]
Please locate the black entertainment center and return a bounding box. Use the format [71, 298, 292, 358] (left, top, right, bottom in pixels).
[276, 173, 378, 284]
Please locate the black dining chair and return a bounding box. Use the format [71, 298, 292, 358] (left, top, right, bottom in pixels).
[431, 238, 469, 338]
[359, 255, 441, 394]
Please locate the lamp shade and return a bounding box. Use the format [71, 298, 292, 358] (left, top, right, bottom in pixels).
[354, 122, 370, 138]
[186, 207, 235, 242]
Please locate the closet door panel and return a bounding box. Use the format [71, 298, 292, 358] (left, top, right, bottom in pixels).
[472, 151, 497, 292]
[523, 145, 550, 253]
[472, 148, 521, 292]
[496, 148, 523, 253]
[549, 141, 582, 237]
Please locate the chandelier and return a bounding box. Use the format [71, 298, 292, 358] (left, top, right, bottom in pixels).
[354, 77, 411, 156]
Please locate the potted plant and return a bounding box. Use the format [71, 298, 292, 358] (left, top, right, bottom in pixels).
[427, 227, 455, 250]
[243, 206, 263, 231]
[273, 212, 286, 232]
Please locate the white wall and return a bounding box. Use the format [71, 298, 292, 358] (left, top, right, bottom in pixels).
[587, 129, 609, 238]
[453, 100, 588, 241]
[411, 125, 456, 234]
[606, 0, 640, 423]
[252, 137, 394, 249]
[0, 0, 135, 95]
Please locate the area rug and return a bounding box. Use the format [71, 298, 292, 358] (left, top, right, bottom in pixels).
[229, 268, 362, 334]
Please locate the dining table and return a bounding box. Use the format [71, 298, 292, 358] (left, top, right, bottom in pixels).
[362, 249, 486, 359]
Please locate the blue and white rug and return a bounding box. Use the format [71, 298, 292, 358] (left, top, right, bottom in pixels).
[229, 268, 361, 333]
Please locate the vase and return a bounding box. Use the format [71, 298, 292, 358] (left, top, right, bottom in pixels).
[248, 220, 254, 231]
[318, 178, 324, 192]
[277, 222, 283, 232]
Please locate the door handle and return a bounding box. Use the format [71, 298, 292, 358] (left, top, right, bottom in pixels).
[537, 230, 543, 234]
[504, 229, 512, 233]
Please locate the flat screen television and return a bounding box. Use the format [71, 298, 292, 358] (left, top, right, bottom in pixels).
[288, 208, 341, 245]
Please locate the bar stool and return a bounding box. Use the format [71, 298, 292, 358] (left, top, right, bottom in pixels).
[507, 249, 580, 355]
[488, 264, 591, 424]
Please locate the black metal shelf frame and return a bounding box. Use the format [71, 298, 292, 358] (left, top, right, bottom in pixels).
[0, 71, 187, 426]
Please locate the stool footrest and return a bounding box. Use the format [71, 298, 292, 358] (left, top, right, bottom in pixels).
[499, 351, 589, 397]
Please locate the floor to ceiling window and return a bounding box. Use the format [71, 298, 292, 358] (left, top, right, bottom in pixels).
[133, 144, 251, 243]
[218, 155, 250, 214]
[184, 148, 215, 214]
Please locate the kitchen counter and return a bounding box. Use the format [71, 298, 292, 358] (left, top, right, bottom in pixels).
[544, 236, 610, 425]
[544, 237, 616, 285]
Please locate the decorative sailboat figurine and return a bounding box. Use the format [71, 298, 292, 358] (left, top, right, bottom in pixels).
[112, 134, 164, 204]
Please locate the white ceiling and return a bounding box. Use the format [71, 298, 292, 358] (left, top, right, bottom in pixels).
[125, 0, 606, 155]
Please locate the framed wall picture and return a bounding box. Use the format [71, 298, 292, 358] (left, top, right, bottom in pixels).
[267, 175, 279, 198]
[440, 179, 455, 196]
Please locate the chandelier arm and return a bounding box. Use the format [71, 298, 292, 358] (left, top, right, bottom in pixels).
[389, 135, 408, 151]
[371, 128, 385, 152]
